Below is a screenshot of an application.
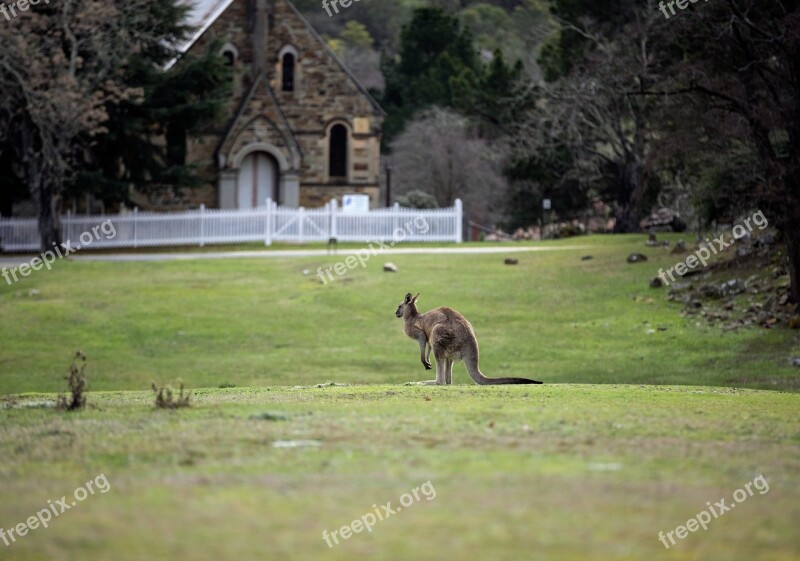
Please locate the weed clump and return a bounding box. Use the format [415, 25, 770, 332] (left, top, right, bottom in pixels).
[152, 380, 191, 409]
[57, 351, 87, 411]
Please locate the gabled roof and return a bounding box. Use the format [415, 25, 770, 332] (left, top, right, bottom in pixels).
[177, 0, 233, 55]
[175, 0, 385, 116]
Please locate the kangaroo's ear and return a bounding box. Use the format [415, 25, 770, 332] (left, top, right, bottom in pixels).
[411, 293, 420, 303]
[404, 292, 413, 303]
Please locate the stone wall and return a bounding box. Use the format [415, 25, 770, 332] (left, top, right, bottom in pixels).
[175, 0, 383, 209]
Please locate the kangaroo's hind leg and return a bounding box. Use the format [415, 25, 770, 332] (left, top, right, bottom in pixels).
[444, 359, 453, 385]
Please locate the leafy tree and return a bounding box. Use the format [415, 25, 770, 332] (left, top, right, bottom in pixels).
[68, 39, 232, 208]
[380, 8, 481, 143]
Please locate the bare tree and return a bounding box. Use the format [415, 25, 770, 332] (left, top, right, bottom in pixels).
[391, 106, 508, 222]
[0, 0, 185, 250]
[513, 1, 669, 232]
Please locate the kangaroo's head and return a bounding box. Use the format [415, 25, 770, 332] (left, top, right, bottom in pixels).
[395, 292, 419, 318]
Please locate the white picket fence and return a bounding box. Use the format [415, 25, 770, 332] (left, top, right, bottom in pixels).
[0, 199, 463, 252]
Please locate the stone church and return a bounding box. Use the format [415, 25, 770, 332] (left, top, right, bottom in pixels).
[167, 0, 384, 209]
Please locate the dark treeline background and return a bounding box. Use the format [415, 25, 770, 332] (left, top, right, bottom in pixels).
[1, 0, 798, 307]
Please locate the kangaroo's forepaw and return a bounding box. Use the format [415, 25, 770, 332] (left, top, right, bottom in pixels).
[423, 361, 432, 370]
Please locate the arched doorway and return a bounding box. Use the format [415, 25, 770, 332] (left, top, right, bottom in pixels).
[237, 151, 278, 208]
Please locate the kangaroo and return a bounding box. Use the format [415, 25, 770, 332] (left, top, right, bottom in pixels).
[395, 292, 543, 385]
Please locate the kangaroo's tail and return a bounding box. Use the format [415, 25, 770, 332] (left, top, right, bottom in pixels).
[464, 356, 542, 385]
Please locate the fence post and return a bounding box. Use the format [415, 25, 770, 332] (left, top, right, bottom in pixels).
[298, 207, 305, 243]
[133, 207, 138, 248]
[330, 199, 338, 239]
[64, 210, 71, 247]
[265, 198, 272, 246]
[455, 199, 463, 243]
[393, 202, 400, 241]
[199, 204, 205, 248]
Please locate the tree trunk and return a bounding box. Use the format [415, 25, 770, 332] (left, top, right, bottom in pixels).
[613, 161, 645, 233]
[36, 177, 60, 252]
[786, 225, 800, 314]
[20, 115, 60, 252]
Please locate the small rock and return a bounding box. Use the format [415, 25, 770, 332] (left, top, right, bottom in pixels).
[650, 277, 663, 288]
[646, 233, 659, 247]
[28, 289, 40, 297]
[698, 284, 722, 299]
[383, 262, 398, 272]
[504, 258, 519, 265]
[627, 253, 648, 263]
[302, 269, 310, 276]
[671, 240, 687, 254]
[754, 233, 775, 247]
[721, 279, 744, 297]
[789, 357, 800, 367]
[581, 255, 594, 261]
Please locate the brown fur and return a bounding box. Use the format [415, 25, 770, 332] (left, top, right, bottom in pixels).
[395, 293, 543, 385]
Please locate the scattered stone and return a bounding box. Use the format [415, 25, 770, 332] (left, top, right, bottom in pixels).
[504, 258, 519, 265]
[581, 255, 594, 261]
[753, 233, 775, 247]
[302, 269, 310, 276]
[383, 262, 398, 272]
[671, 240, 687, 254]
[650, 277, 663, 288]
[720, 279, 744, 297]
[640, 208, 687, 232]
[690, 300, 703, 309]
[627, 253, 648, 263]
[790, 357, 800, 367]
[646, 233, 659, 247]
[28, 289, 40, 297]
[698, 283, 722, 299]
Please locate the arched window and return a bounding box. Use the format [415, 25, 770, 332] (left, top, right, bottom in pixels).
[221, 44, 238, 68]
[329, 124, 348, 179]
[282, 53, 295, 92]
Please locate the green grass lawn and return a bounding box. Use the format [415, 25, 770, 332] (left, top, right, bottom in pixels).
[0, 235, 797, 393]
[1, 235, 799, 560]
[0, 385, 798, 561]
